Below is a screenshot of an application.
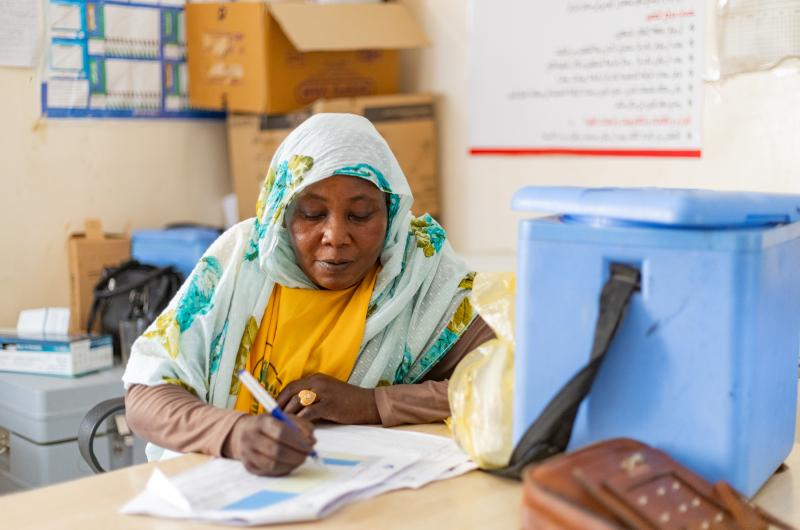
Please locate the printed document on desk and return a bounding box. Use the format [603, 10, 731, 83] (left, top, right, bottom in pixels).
[121, 425, 476, 526]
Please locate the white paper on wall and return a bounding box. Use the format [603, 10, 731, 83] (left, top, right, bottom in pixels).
[0, 0, 41, 67]
[468, 0, 706, 157]
[718, 0, 800, 77]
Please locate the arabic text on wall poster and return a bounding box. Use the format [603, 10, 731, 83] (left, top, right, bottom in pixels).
[468, 0, 705, 157]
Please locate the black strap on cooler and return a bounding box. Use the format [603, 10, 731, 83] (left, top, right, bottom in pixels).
[492, 263, 641, 479]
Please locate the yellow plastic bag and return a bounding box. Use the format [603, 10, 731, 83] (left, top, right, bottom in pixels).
[448, 272, 515, 469]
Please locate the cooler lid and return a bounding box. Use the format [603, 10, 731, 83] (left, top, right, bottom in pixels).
[512, 187, 800, 228]
[132, 226, 221, 243]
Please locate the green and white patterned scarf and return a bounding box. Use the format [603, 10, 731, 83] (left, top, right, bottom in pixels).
[123, 114, 475, 458]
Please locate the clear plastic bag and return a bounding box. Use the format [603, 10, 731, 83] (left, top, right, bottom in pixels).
[448, 272, 515, 469]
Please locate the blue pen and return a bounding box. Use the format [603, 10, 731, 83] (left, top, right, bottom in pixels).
[237, 370, 321, 463]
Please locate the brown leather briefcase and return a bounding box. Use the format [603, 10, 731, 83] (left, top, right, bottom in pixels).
[521, 438, 794, 530]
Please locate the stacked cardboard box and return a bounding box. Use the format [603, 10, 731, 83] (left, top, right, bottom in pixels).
[228, 93, 439, 219]
[67, 219, 130, 334]
[186, 1, 440, 220]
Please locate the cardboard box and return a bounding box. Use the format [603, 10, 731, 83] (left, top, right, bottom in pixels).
[186, 1, 428, 114]
[227, 92, 440, 220]
[67, 220, 130, 334]
[227, 108, 312, 220]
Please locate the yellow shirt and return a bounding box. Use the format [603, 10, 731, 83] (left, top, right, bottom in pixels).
[235, 266, 380, 414]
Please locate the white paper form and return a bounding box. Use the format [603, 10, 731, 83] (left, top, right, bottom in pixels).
[124, 449, 417, 525]
[121, 426, 475, 526]
[103, 4, 160, 58]
[0, 0, 41, 67]
[317, 425, 477, 496]
[50, 42, 84, 73]
[468, 0, 706, 157]
[103, 59, 161, 110]
[48, 2, 81, 39]
[46, 78, 89, 108]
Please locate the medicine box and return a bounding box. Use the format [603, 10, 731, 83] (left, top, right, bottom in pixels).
[0, 331, 113, 377]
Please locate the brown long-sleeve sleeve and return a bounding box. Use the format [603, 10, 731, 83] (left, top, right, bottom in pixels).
[125, 315, 496, 455]
[374, 315, 496, 427]
[125, 383, 245, 457]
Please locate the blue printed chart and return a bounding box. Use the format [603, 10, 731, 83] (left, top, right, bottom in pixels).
[42, 0, 222, 119]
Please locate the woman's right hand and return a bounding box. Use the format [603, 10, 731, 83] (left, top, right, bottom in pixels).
[223, 413, 316, 476]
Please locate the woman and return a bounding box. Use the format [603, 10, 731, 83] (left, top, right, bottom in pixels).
[123, 114, 494, 476]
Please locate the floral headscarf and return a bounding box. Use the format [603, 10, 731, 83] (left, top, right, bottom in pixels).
[123, 114, 475, 458]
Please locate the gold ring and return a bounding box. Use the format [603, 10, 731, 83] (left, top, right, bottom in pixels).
[298, 389, 317, 407]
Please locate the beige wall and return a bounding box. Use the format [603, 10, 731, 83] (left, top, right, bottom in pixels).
[4, 0, 800, 325]
[399, 0, 800, 257]
[0, 69, 230, 327]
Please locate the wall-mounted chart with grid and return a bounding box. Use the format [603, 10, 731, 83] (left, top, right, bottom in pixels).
[718, 0, 800, 77]
[42, 0, 222, 119]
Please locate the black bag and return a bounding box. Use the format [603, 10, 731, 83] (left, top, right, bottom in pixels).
[87, 260, 182, 355]
[492, 263, 641, 479]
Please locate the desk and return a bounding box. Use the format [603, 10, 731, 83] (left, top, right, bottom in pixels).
[2, 424, 798, 530]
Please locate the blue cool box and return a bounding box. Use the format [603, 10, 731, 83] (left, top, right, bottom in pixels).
[132, 227, 221, 279]
[513, 187, 800, 496]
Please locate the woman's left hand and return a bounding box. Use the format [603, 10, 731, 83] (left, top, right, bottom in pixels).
[277, 373, 381, 425]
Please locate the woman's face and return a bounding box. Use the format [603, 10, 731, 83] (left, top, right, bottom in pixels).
[287, 175, 388, 290]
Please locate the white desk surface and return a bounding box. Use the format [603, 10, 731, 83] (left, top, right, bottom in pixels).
[1, 423, 798, 530]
